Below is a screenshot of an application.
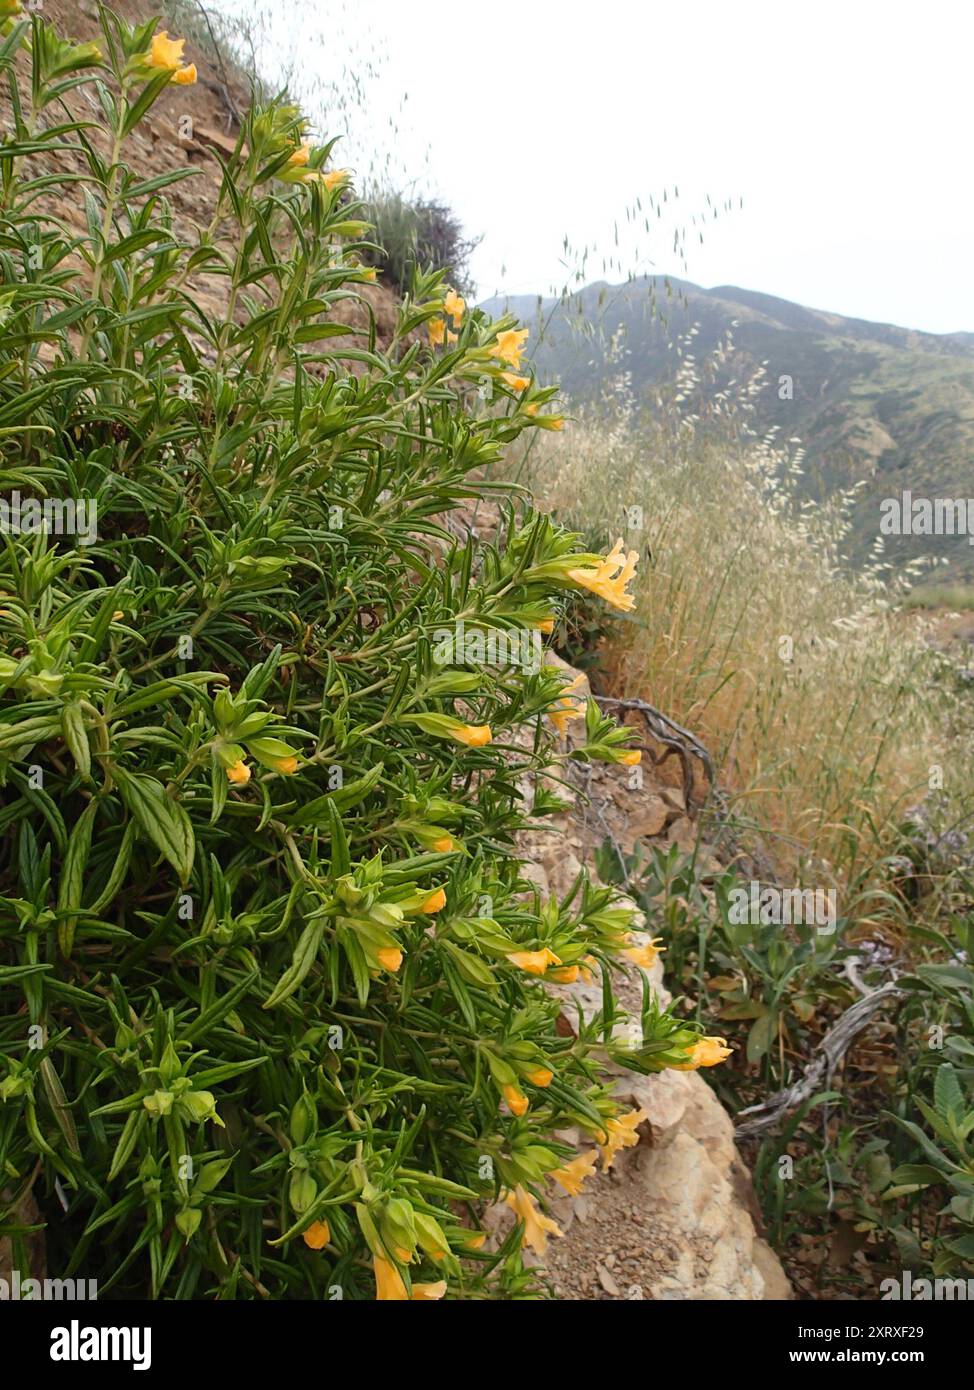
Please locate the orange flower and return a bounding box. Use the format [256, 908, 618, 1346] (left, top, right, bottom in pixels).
[147, 31, 196, 84]
[536, 617, 555, 634]
[287, 144, 311, 167]
[321, 168, 348, 191]
[421, 888, 447, 914]
[548, 673, 586, 735]
[670, 1036, 732, 1071]
[550, 1150, 597, 1197]
[411, 1280, 447, 1301]
[506, 947, 561, 976]
[432, 835, 455, 853]
[376, 947, 403, 972]
[502, 1082, 528, 1117]
[226, 760, 251, 786]
[373, 1255, 408, 1300]
[451, 723, 492, 747]
[501, 371, 530, 393]
[548, 965, 579, 984]
[443, 288, 465, 327]
[464, 1231, 487, 1250]
[427, 318, 446, 346]
[524, 1066, 553, 1087]
[623, 936, 665, 970]
[598, 1108, 647, 1171]
[618, 749, 642, 766]
[302, 1219, 331, 1249]
[567, 539, 638, 613]
[491, 328, 529, 366]
[504, 1184, 562, 1254]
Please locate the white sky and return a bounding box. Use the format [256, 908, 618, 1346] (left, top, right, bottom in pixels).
[216, 0, 973, 333]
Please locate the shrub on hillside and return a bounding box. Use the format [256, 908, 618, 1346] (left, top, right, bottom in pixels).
[359, 187, 481, 298]
[0, 5, 723, 1299]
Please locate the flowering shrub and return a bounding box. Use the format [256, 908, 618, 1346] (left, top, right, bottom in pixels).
[0, 6, 726, 1299]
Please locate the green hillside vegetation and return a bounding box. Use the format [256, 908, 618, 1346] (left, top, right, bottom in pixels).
[484, 278, 974, 583]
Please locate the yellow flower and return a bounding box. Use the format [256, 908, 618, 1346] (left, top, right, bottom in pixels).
[149, 31, 186, 67]
[504, 1185, 562, 1254]
[321, 168, 349, 191]
[670, 1036, 732, 1071]
[464, 1231, 486, 1250]
[566, 539, 638, 613]
[548, 964, 579, 984]
[491, 328, 529, 366]
[302, 1219, 331, 1249]
[421, 888, 447, 914]
[411, 1280, 447, 1301]
[148, 31, 196, 84]
[502, 1082, 528, 1117]
[361, 266, 377, 282]
[536, 617, 555, 634]
[443, 288, 465, 327]
[111, 610, 125, 621]
[446, 330, 458, 345]
[376, 946, 403, 973]
[432, 835, 455, 853]
[373, 1255, 408, 1300]
[618, 749, 642, 766]
[501, 371, 530, 393]
[548, 673, 586, 735]
[450, 722, 492, 747]
[287, 143, 311, 167]
[506, 947, 561, 976]
[427, 318, 446, 346]
[550, 1150, 597, 1197]
[226, 760, 251, 786]
[598, 1108, 647, 1171]
[524, 402, 539, 416]
[524, 1066, 553, 1087]
[623, 936, 665, 970]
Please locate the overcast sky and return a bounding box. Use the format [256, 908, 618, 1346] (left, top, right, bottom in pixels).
[217, 0, 972, 333]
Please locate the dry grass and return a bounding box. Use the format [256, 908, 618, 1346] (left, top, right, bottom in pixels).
[513, 364, 968, 896]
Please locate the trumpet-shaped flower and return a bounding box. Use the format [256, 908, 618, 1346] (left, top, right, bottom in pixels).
[421, 888, 447, 914]
[502, 1082, 528, 1117]
[427, 318, 446, 346]
[623, 936, 665, 970]
[550, 1150, 597, 1197]
[376, 947, 403, 973]
[373, 1255, 409, 1300]
[505, 1185, 562, 1254]
[148, 32, 197, 84]
[566, 539, 638, 613]
[443, 289, 465, 327]
[501, 371, 530, 393]
[491, 328, 529, 366]
[226, 760, 251, 786]
[670, 1036, 732, 1071]
[302, 1219, 331, 1249]
[598, 1109, 647, 1170]
[451, 723, 491, 747]
[506, 947, 561, 976]
[524, 1066, 553, 1087]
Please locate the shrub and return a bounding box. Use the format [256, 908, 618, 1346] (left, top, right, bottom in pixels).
[360, 187, 481, 298]
[0, 5, 718, 1299]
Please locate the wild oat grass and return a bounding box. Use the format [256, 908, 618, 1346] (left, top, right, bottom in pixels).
[515, 363, 969, 897]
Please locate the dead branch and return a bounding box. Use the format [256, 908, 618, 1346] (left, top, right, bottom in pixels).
[734, 979, 903, 1137]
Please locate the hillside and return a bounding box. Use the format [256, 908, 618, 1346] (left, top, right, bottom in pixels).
[482, 278, 974, 581]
